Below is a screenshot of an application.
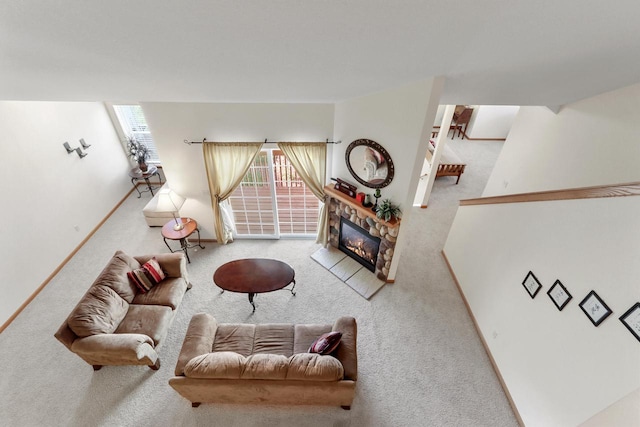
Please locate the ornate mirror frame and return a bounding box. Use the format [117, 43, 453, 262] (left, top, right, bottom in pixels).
[345, 139, 394, 188]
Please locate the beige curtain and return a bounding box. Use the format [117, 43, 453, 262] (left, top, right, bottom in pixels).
[277, 142, 328, 245]
[203, 142, 263, 244]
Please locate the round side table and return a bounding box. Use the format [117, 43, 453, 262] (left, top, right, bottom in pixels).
[129, 165, 161, 198]
[161, 218, 205, 263]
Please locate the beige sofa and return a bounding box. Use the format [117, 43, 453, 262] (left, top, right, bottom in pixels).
[169, 314, 358, 409]
[55, 250, 191, 371]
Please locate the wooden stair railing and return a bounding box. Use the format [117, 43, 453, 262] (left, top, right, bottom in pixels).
[460, 182, 640, 206]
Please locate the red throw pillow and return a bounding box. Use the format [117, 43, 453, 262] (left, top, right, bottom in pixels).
[308, 331, 342, 355]
[127, 257, 165, 293]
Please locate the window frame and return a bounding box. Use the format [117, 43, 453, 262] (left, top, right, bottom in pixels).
[107, 103, 161, 165]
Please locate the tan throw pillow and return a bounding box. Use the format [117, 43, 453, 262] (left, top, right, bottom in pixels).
[68, 285, 129, 337]
[127, 257, 165, 293]
[183, 352, 246, 379]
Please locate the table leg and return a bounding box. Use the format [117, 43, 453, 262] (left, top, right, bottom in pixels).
[248, 293, 256, 312]
[180, 238, 191, 263]
[132, 178, 142, 198]
[163, 237, 174, 253]
[285, 279, 296, 296]
[144, 177, 155, 196]
[194, 227, 205, 249]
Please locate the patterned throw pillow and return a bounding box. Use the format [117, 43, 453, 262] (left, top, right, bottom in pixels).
[127, 257, 165, 293]
[308, 331, 342, 355]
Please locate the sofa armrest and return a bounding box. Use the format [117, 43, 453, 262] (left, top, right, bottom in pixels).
[332, 316, 358, 381]
[55, 321, 79, 351]
[135, 252, 189, 281]
[175, 313, 218, 376]
[71, 333, 157, 364]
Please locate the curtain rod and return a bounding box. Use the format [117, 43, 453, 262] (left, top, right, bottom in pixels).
[183, 138, 341, 145]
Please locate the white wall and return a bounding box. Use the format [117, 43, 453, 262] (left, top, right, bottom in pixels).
[484, 83, 640, 195]
[140, 103, 335, 239]
[444, 196, 640, 427]
[333, 78, 441, 279]
[432, 104, 518, 139]
[444, 83, 640, 426]
[466, 105, 519, 139]
[0, 101, 131, 327]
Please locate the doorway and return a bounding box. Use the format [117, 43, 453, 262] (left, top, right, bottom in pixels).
[228, 149, 320, 238]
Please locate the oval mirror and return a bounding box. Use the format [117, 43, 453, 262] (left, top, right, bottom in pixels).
[345, 139, 394, 188]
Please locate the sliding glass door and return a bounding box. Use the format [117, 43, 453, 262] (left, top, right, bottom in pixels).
[228, 149, 319, 239]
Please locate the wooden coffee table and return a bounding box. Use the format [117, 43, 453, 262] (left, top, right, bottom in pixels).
[213, 258, 296, 311]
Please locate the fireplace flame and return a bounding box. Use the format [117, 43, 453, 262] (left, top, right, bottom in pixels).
[345, 238, 374, 264]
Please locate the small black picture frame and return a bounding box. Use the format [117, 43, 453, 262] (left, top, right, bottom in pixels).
[579, 290, 612, 327]
[619, 302, 640, 343]
[547, 279, 572, 311]
[522, 271, 542, 299]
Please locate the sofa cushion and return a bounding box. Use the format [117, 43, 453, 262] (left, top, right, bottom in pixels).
[184, 352, 245, 379]
[68, 285, 129, 337]
[286, 353, 344, 381]
[241, 354, 289, 379]
[132, 277, 187, 309]
[127, 257, 165, 293]
[293, 324, 332, 354]
[253, 324, 294, 356]
[115, 304, 173, 346]
[213, 324, 256, 356]
[183, 351, 343, 381]
[96, 251, 141, 303]
[308, 331, 342, 355]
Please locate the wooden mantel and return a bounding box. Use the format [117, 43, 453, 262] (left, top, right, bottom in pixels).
[324, 185, 400, 228]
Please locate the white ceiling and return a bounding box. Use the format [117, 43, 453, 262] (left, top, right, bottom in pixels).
[1, 1, 639, 106]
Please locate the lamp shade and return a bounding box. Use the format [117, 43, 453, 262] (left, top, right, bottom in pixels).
[156, 188, 186, 213]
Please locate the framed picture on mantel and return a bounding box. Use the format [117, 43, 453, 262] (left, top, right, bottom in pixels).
[522, 271, 542, 299]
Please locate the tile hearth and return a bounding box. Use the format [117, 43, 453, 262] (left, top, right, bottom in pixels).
[311, 246, 385, 299]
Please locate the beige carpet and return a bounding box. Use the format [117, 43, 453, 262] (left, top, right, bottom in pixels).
[0, 138, 518, 427]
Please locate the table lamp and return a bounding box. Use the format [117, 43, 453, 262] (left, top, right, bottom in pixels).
[156, 188, 186, 231]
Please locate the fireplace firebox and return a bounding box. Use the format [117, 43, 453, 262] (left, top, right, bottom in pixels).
[338, 217, 381, 272]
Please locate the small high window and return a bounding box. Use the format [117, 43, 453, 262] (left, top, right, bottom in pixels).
[112, 105, 160, 163]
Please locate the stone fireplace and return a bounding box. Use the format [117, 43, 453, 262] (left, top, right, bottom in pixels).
[326, 185, 400, 282]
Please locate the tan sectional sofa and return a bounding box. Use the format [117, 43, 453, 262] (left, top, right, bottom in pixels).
[170, 313, 358, 409]
[55, 250, 191, 371]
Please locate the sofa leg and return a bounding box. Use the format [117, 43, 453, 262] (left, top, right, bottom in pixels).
[92, 365, 102, 371]
[149, 359, 161, 370]
[187, 282, 193, 291]
[192, 402, 201, 408]
[341, 406, 351, 411]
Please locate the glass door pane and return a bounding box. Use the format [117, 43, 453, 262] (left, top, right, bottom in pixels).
[228, 151, 278, 237]
[229, 149, 320, 238]
[273, 150, 319, 236]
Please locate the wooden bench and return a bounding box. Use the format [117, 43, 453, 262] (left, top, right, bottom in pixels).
[425, 143, 466, 184]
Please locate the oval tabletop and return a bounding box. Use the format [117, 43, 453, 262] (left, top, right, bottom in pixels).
[214, 258, 295, 294]
[161, 218, 197, 240]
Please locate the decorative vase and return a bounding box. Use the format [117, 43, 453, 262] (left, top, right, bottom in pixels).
[372, 189, 381, 212]
[138, 162, 148, 172]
